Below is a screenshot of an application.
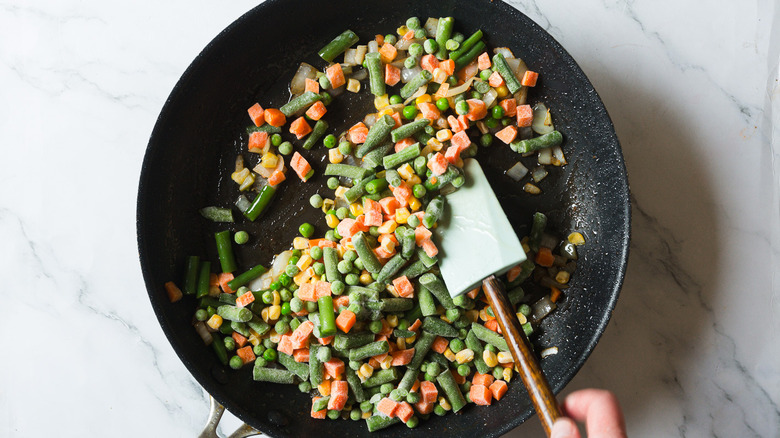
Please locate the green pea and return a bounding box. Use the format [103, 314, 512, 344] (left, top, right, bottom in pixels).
[309, 194, 324, 209]
[406, 16, 421, 29]
[327, 410, 339, 420]
[384, 34, 398, 45]
[492, 105, 505, 119]
[223, 337, 236, 351]
[280, 288, 292, 301]
[345, 273, 359, 285]
[461, 381, 471, 393]
[406, 416, 419, 428]
[424, 372, 437, 381]
[312, 261, 326, 276]
[435, 97, 450, 112]
[479, 68, 493, 81]
[323, 134, 337, 148]
[452, 32, 465, 43]
[336, 207, 349, 220]
[195, 309, 209, 321]
[263, 338, 274, 349]
[434, 404, 446, 416]
[299, 222, 315, 238]
[403, 106, 418, 120]
[493, 366, 504, 380]
[427, 362, 441, 376]
[369, 320, 383, 334]
[502, 117, 511, 126]
[319, 92, 332, 106]
[485, 343, 497, 353]
[353, 258, 365, 270]
[327, 177, 339, 189]
[414, 28, 427, 39]
[350, 408, 362, 421]
[290, 297, 303, 313]
[289, 317, 300, 332]
[289, 255, 300, 266]
[406, 391, 421, 404]
[447, 75, 458, 86]
[423, 39, 438, 54]
[342, 250, 357, 262]
[280, 302, 292, 316]
[278, 141, 293, 155]
[338, 142, 352, 155]
[318, 74, 331, 90]
[445, 39, 460, 51]
[262, 290, 274, 304]
[412, 184, 427, 199]
[455, 100, 469, 116]
[424, 125, 435, 135]
[470, 90, 482, 100]
[337, 259, 353, 274]
[404, 56, 419, 69]
[331, 280, 345, 296]
[306, 300, 318, 313]
[291, 249, 302, 257]
[380, 383, 394, 394]
[408, 43, 423, 58]
[485, 117, 499, 129]
[229, 355, 243, 369]
[325, 230, 337, 241]
[253, 344, 266, 356]
[263, 348, 277, 362]
[480, 133, 493, 147]
[449, 337, 465, 353]
[368, 226, 380, 237]
[271, 133, 282, 147]
[274, 319, 290, 335]
[310, 245, 323, 260]
[299, 381, 312, 393]
[445, 308, 462, 322]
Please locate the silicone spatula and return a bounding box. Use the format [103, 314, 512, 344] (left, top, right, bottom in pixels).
[435, 158, 562, 436]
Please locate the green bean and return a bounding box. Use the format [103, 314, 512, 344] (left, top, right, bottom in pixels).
[364, 52, 386, 96]
[280, 91, 322, 117]
[246, 124, 282, 135]
[318, 296, 337, 338]
[217, 305, 253, 322]
[345, 366, 366, 402]
[244, 185, 276, 221]
[418, 285, 438, 317]
[333, 332, 375, 351]
[416, 247, 438, 268]
[360, 142, 394, 169]
[508, 286, 525, 306]
[227, 264, 267, 290]
[348, 340, 389, 361]
[422, 196, 444, 229]
[454, 40, 487, 72]
[324, 163, 372, 180]
[352, 232, 382, 275]
[492, 53, 523, 94]
[318, 29, 359, 62]
[436, 370, 466, 412]
[465, 330, 491, 375]
[231, 321, 250, 337]
[253, 365, 296, 384]
[422, 316, 459, 337]
[390, 119, 431, 143]
[248, 315, 271, 337]
[384, 169, 403, 187]
[322, 246, 343, 283]
[363, 367, 399, 387]
[398, 367, 419, 392]
[356, 114, 395, 158]
[309, 344, 324, 387]
[381, 298, 415, 312]
[413, 130, 433, 145]
[219, 293, 236, 305]
[199, 206, 234, 223]
[427, 351, 449, 369]
[366, 415, 401, 432]
[183, 256, 200, 295]
[383, 142, 421, 170]
[302, 119, 329, 150]
[394, 328, 415, 338]
[400, 228, 416, 259]
[471, 322, 509, 352]
[398, 260, 428, 279]
[211, 333, 229, 365]
[278, 352, 310, 381]
[511, 130, 563, 154]
[196, 261, 212, 298]
[347, 285, 380, 302]
[435, 17, 454, 59]
[375, 253, 408, 284]
[408, 331, 436, 370]
[529, 211, 548, 252]
[344, 175, 376, 204]
[199, 296, 221, 310]
[400, 69, 433, 99]
[365, 178, 389, 195]
[419, 273, 455, 309]
[448, 30, 483, 61]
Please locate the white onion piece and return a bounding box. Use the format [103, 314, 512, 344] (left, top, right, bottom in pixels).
[531, 166, 549, 182]
[505, 58, 520, 73]
[194, 322, 214, 344]
[444, 78, 475, 97]
[290, 62, 317, 96]
[481, 88, 498, 107]
[403, 86, 427, 105]
[506, 162, 528, 181]
[343, 48, 357, 66]
[532, 103, 554, 135]
[552, 145, 567, 166]
[538, 147, 552, 165]
[363, 113, 377, 127]
[395, 38, 420, 51]
[540, 347, 559, 359]
[271, 250, 293, 277]
[424, 17, 439, 37]
[513, 57, 529, 80]
[391, 58, 406, 69]
[531, 296, 557, 322]
[367, 40, 378, 53]
[493, 47, 515, 59]
[401, 65, 422, 83]
[350, 68, 368, 81]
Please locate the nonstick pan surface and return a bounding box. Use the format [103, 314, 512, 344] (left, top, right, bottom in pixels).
[137, 0, 630, 436]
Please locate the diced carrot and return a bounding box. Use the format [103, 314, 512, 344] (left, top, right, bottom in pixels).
[431, 336, 449, 354]
[506, 264, 523, 283]
[414, 400, 434, 414]
[209, 273, 219, 287]
[489, 379, 509, 401]
[488, 70, 506, 88]
[447, 115, 462, 133]
[264, 108, 286, 127]
[457, 59, 479, 81]
[290, 152, 312, 182]
[268, 169, 286, 187]
[390, 348, 415, 366]
[377, 397, 399, 418]
[451, 130, 472, 149]
[396, 401, 414, 423]
[363, 198, 383, 227]
[368, 357, 381, 369]
[452, 371, 466, 385]
[457, 114, 471, 131]
[394, 137, 416, 153]
[521, 70, 538, 87]
[290, 116, 313, 140]
[420, 380, 439, 403]
[495, 125, 518, 144]
[411, 379, 421, 393]
[485, 319, 500, 333]
[379, 197, 400, 216]
[375, 246, 394, 260]
[499, 98, 517, 117]
[414, 225, 432, 245]
[516, 104, 533, 127]
[164, 281, 183, 303]
[550, 286, 562, 303]
[336, 309, 357, 333]
[385, 63, 401, 86]
[318, 336, 334, 345]
[470, 384, 493, 406]
[472, 372, 495, 387]
[427, 152, 449, 176]
[291, 320, 314, 349]
[277, 334, 294, 356]
[379, 43, 398, 63]
[354, 214, 370, 232]
[217, 272, 234, 293]
[445, 143, 466, 166]
[392, 275, 415, 298]
[311, 397, 327, 419]
[328, 380, 349, 410]
[391, 181, 412, 207]
[535, 247, 555, 267]
[439, 59, 456, 76]
[324, 358, 345, 379]
[348, 122, 368, 144]
[336, 218, 358, 239]
[408, 318, 422, 332]
[318, 239, 337, 248]
[293, 348, 310, 363]
[334, 295, 350, 308]
[247, 103, 265, 126]
[298, 283, 317, 302]
[465, 98, 487, 121]
[232, 331, 248, 348]
[305, 100, 327, 121]
[417, 102, 441, 120]
[235, 291, 255, 307]
[421, 238, 438, 257]
[315, 281, 332, 299]
[304, 77, 320, 94]
[248, 131, 270, 153]
[402, 29, 415, 40]
[477, 52, 491, 70]
[379, 319, 393, 336]
[375, 34, 384, 45]
[390, 111, 403, 128]
[420, 54, 440, 73]
[326, 63, 346, 89]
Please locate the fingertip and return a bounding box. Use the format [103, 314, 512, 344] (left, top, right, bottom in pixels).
[550, 417, 580, 438]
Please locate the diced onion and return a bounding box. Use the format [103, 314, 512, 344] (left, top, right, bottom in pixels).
[552, 145, 567, 166]
[424, 17, 439, 37]
[395, 38, 421, 51]
[538, 147, 552, 165]
[194, 322, 213, 345]
[401, 66, 422, 83]
[481, 88, 498, 107]
[531, 296, 557, 322]
[506, 161, 528, 181]
[290, 62, 316, 96]
[531, 166, 549, 183]
[540, 347, 559, 359]
[532, 103, 554, 135]
[493, 47, 515, 59]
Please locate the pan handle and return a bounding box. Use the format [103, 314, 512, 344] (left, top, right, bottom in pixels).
[482, 275, 562, 437]
[198, 395, 265, 438]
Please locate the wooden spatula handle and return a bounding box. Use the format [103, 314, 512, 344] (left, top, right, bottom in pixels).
[482, 275, 561, 436]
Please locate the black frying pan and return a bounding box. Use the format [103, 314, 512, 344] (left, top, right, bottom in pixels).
[137, 0, 630, 436]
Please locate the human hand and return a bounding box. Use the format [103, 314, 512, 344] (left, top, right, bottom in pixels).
[550, 389, 627, 438]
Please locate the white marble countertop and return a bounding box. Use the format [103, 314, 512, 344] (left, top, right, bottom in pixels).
[2, 1, 779, 437]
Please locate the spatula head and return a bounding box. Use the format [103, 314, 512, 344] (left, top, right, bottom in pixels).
[435, 159, 527, 297]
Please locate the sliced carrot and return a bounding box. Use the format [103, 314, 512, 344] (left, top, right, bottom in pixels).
[268, 169, 286, 187]
[495, 125, 518, 144]
[379, 43, 398, 63]
[293, 348, 310, 363]
[439, 59, 456, 76]
[431, 336, 449, 354]
[394, 137, 416, 153]
[385, 63, 401, 86]
[305, 100, 327, 121]
[489, 379, 509, 401]
[290, 152, 312, 182]
[550, 286, 562, 303]
[472, 372, 495, 387]
[499, 98, 517, 117]
[420, 380, 439, 403]
[377, 397, 399, 418]
[363, 198, 383, 227]
[470, 384, 493, 406]
[477, 52, 491, 70]
[521, 70, 539, 87]
[421, 238, 438, 258]
[326, 63, 346, 89]
[516, 104, 533, 127]
[465, 98, 488, 121]
[420, 54, 440, 73]
[392, 275, 415, 298]
[311, 397, 327, 419]
[335, 309, 357, 333]
[417, 102, 441, 120]
[290, 116, 313, 140]
[323, 357, 345, 379]
[298, 283, 317, 302]
[235, 291, 255, 307]
[535, 247, 555, 267]
[264, 108, 286, 127]
[247, 103, 265, 126]
[248, 131, 270, 153]
[390, 348, 415, 366]
[290, 320, 314, 349]
[348, 122, 368, 144]
[427, 152, 449, 176]
[328, 380, 349, 410]
[164, 281, 183, 303]
[395, 401, 414, 423]
[379, 197, 400, 216]
[304, 77, 320, 94]
[315, 281, 332, 299]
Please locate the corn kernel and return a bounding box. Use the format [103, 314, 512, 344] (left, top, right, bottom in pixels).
[483, 350, 498, 368]
[522, 242, 531, 253]
[436, 129, 453, 142]
[426, 137, 444, 151]
[360, 363, 374, 379]
[380, 355, 393, 370]
[395, 207, 411, 224]
[396, 25, 409, 36]
[414, 112, 425, 121]
[261, 152, 278, 168]
[516, 312, 528, 325]
[397, 337, 407, 350]
[318, 380, 332, 397]
[377, 220, 398, 234]
[416, 94, 432, 104]
[359, 271, 372, 285]
[247, 333, 260, 347]
[438, 396, 452, 411]
[397, 163, 415, 180]
[293, 236, 309, 250]
[555, 270, 570, 285]
[329, 148, 344, 164]
[523, 183, 541, 195]
[568, 232, 585, 246]
[206, 314, 223, 330]
[362, 411, 372, 419]
[497, 351, 514, 364]
[465, 309, 480, 323]
[479, 308, 490, 321]
[407, 174, 422, 186]
[495, 85, 509, 98]
[238, 173, 255, 191]
[349, 203, 363, 217]
[261, 307, 270, 322]
[379, 238, 396, 254]
[443, 348, 456, 362]
[326, 214, 340, 229]
[268, 304, 281, 320]
[296, 254, 312, 272]
[293, 267, 312, 285]
[334, 186, 349, 199]
[321, 198, 334, 213]
[374, 94, 390, 110]
[455, 348, 475, 364]
[386, 314, 399, 328]
[231, 167, 251, 184]
[440, 314, 451, 324]
[346, 78, 361, 93]
[269, 329, 281, 343]
[379, 107, 395, 117]
[502, 367, 513, 382]
[406, 334, 416, 344]
[408, 196, 422, 212]
[271, 290, 281, 306]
